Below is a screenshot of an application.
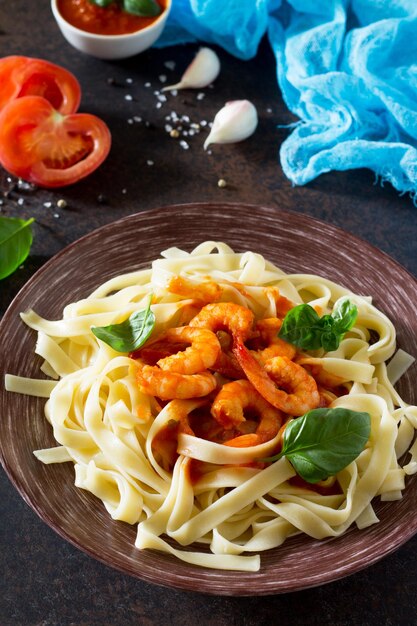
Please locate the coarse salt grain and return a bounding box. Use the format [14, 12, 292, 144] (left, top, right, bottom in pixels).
[164, 61, 176, 71]
[125, 94, 133, 101]
[159, 75, 167, 83]
[196, 92, 205, 100]
[179, 140, 189, 150]
[17, 179, 34, 190]
[147, 160, 154, 166]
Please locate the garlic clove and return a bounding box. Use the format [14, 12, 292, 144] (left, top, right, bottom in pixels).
[162, 47, 220, 92]
[203, 100, 258, 150]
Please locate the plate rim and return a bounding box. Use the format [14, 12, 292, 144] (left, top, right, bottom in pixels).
[1, 201, 417, 596]
[4, 202, 417, 305]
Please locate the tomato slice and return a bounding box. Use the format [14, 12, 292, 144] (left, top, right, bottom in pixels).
[0, 95, 111, 187]
[0, 56, 81, 115]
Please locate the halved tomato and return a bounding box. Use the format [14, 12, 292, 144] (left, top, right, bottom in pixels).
[0, 95, 111, 187]
[0, 56, 81, 114]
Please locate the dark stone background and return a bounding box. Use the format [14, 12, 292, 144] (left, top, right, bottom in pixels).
[1, 2, 416, 624]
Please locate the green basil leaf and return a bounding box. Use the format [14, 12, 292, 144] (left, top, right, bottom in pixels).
[278, 300, 357, 351]
[278, 304, 327, 350]
[264, 408, 371, 483]
[332, 299, 358, 334]
[122, 0, 161, 16]
[0, 216, 34, 280]
[321, 330, 340, 352]
[92, 298, 155, 352]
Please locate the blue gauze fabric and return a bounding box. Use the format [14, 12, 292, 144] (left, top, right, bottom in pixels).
[156, 0, 417, 198]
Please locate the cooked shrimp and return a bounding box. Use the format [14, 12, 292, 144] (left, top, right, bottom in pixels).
[189, 303, 255, 377]
[212, 351, 245, 379]
[211, 379, 282, 432]
[190, 302, 255, 341]
[255, 340, 297, 363]
[166, 275, 222, 302]
[134, 326, 220, 371]
[233, 341, 319, 416]
[255, 317, 283, 340]
[132, 340, 184, 365]
[137, 364, 217, 400]
[222, 407, 285, 447]
[148, 326, 221, 374]
[263, 356, 320, 416]
[251, 318, 297, 363]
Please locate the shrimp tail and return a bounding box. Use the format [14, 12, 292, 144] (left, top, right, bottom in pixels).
[232, 339, 281, 408]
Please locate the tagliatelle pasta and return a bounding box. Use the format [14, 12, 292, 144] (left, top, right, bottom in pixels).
[5, 241, 417, 571]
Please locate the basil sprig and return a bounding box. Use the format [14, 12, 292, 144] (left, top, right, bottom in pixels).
[92, 298, 155, 352]
[263, 407, 371, 483]
[89, 0, 162, 17]
[0, 216, 34, 280]
[278, 299, 358, 351]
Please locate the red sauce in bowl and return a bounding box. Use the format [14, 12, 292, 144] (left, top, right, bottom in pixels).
[56, 0, 167, 36]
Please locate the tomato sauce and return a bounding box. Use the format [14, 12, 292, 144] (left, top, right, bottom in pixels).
[57, 0, 167, 36]
[152, 418, 179, 469]
[185, 458, 206, 486]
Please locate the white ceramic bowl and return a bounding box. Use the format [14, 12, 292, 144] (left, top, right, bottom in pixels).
[51, 0, 171, 60]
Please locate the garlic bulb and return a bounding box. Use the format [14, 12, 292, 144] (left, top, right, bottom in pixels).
[204, 100, 258, 150]
[162, 47, 220, 92]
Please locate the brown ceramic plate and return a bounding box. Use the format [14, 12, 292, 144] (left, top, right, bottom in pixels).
[1, 203, 417, 596]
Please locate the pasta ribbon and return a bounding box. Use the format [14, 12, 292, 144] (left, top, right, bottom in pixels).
[6, 242, 417, 572]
